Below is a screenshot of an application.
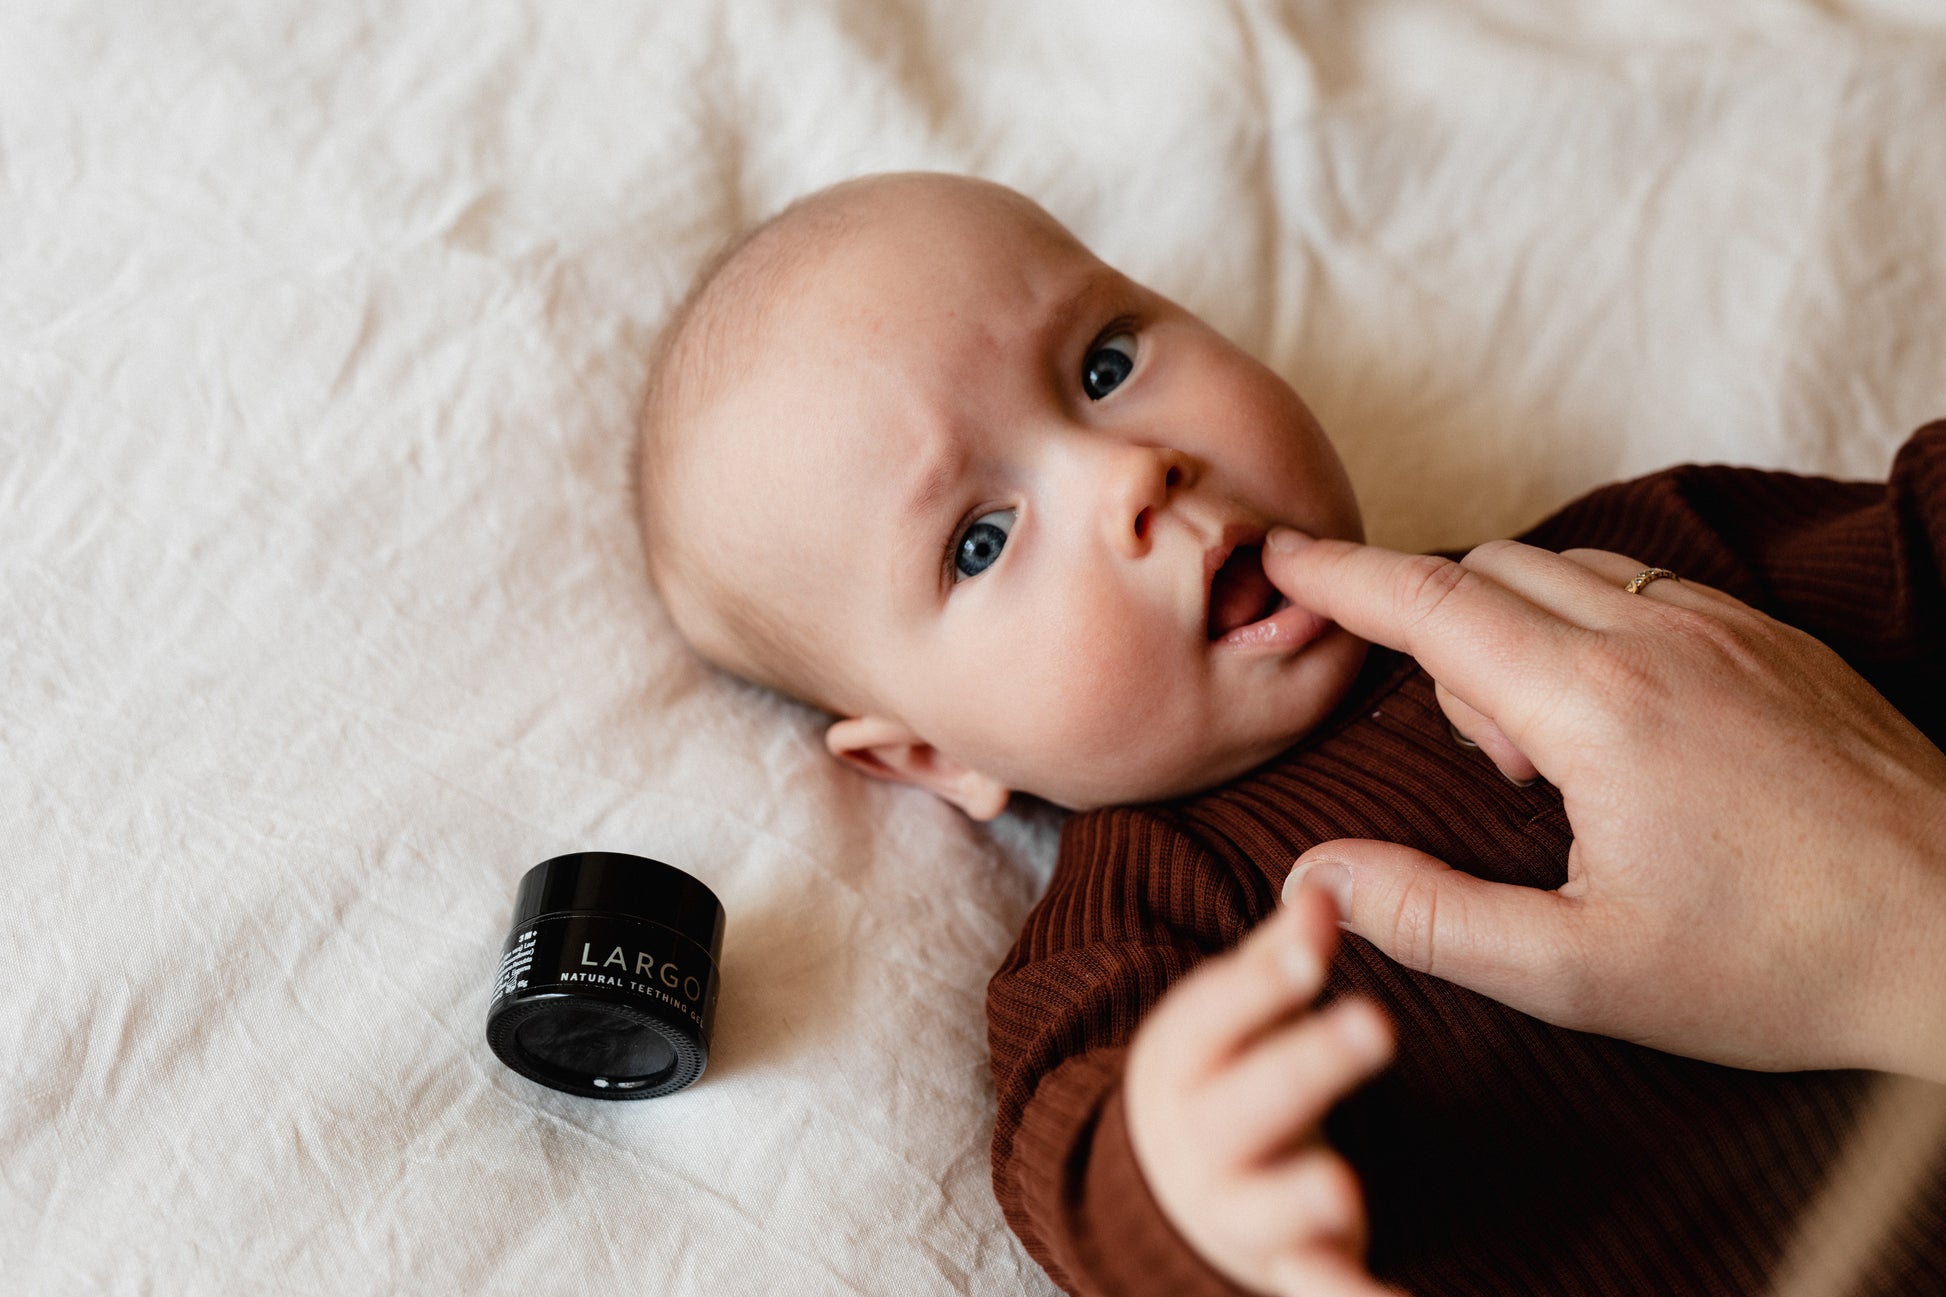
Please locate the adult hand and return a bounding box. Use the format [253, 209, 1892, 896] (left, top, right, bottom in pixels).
[1264, 531, 1946, 1082]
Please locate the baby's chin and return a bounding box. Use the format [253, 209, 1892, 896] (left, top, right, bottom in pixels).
[1027, 633, 1372, 811]
[1032, 734, 1317, 813]
[1034, 751, 1275, 813]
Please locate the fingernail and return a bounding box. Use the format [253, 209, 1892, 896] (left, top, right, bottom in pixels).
[1446, 721, 1479, 750]
[1289, 860, 1353, 922]
[1503, 772, 1539, 788]
[1266, 527, 1314, 554]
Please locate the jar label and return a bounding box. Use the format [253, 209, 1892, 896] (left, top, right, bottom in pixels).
[488, 913, 717, 1035]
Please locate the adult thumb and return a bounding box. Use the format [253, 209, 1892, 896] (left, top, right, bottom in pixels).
[1285, 839, 1577, 1018]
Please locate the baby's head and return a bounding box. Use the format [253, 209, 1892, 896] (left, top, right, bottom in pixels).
[639, 172, 1367, 817]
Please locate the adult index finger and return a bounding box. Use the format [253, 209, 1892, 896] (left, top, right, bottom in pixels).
[1264, 531, 1579, 733]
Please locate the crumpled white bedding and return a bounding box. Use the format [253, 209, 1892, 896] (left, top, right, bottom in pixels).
[5, 2, 1946, 1294]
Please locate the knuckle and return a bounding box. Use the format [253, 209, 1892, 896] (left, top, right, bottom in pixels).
[1462, 537, 1526, 566]
[1584, 605, 1772, 724]
[1312, 1154, 1363, 1213]
[1295, 1152, 1366, 1233]
[1393, 554, 1475, 631]
[1578, 642, 1663, 708]
[1572, 619, 1722, 726]
[1386, 873, 1444, 974]
[1679, 605, 1772, 669]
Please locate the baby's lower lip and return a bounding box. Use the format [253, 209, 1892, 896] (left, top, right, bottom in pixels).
[1212, 599, 1330, 653]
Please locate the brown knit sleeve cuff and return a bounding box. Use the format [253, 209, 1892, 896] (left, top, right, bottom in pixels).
[1007, 1048, 1254, 1297]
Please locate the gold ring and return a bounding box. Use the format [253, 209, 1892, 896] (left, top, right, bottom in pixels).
[1623, 567, 1680, 595]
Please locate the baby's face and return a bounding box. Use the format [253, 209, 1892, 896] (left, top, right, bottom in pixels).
[681, 179, 1367, 812]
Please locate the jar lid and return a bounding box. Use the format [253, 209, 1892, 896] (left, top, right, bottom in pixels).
[513, 851, 724, 962]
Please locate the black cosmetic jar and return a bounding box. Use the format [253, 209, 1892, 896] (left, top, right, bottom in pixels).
[487, 852, 724, 1099]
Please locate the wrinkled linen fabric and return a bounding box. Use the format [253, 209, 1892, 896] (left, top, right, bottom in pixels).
[3, 2, 1945, 1294]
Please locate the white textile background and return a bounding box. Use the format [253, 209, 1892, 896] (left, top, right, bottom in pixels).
[5, 2, 1946, 1294]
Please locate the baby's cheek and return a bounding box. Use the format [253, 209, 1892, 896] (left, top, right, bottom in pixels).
[935, 577, 1215, 803]
[1013, 608, 1188, 760]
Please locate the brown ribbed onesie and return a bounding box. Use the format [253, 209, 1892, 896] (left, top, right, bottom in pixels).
[988, 425, 1946, 1296]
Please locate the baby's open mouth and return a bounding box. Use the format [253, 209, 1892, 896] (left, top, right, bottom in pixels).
[1206, 544, 1291, 640]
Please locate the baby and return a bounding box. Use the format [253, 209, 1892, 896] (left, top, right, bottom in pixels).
[639, 172, 1368, 816]
[638, 173, 1946, 1295]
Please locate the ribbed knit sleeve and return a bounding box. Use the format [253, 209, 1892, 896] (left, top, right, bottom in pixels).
[1521, 422, 1946, 723]
[988, 423, 1946, 1297]
[988, 807, 1265, 1297]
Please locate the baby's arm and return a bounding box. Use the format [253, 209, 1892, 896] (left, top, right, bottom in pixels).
[1126, 883, 1395, 1297]
[987, 805, 1398, 1297]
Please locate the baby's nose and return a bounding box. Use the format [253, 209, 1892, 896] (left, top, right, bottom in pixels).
[1106, 447, 1193, 557]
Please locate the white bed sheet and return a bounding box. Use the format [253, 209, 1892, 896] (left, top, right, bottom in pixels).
[5, 1, 1946, 1293]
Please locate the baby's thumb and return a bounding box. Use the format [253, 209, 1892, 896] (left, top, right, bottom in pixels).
[1285, 840, 1574, 1019]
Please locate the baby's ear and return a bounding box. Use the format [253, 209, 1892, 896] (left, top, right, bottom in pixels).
[825, 715, 1011, 821]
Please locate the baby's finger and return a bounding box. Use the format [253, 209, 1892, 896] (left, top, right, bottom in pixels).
[1268, 1249, 1402, 1297]
[1221, 1145, 1370, 1258]
[1140, 887, 1342, 1084]
[1199, 998, 1393, 1164]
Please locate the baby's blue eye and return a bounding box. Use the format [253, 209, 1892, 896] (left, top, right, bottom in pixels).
[1082, 331, 1137, 400]
[953, 509, 1015, 581]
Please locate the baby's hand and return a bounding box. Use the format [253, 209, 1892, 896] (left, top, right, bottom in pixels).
[1124, 885, 1398, 1296]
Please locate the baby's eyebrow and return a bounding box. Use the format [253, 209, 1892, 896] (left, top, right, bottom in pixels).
[1037, 272, 1113, 350]
[892, 435, 971, 602]
[899, 439, 963, 543]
